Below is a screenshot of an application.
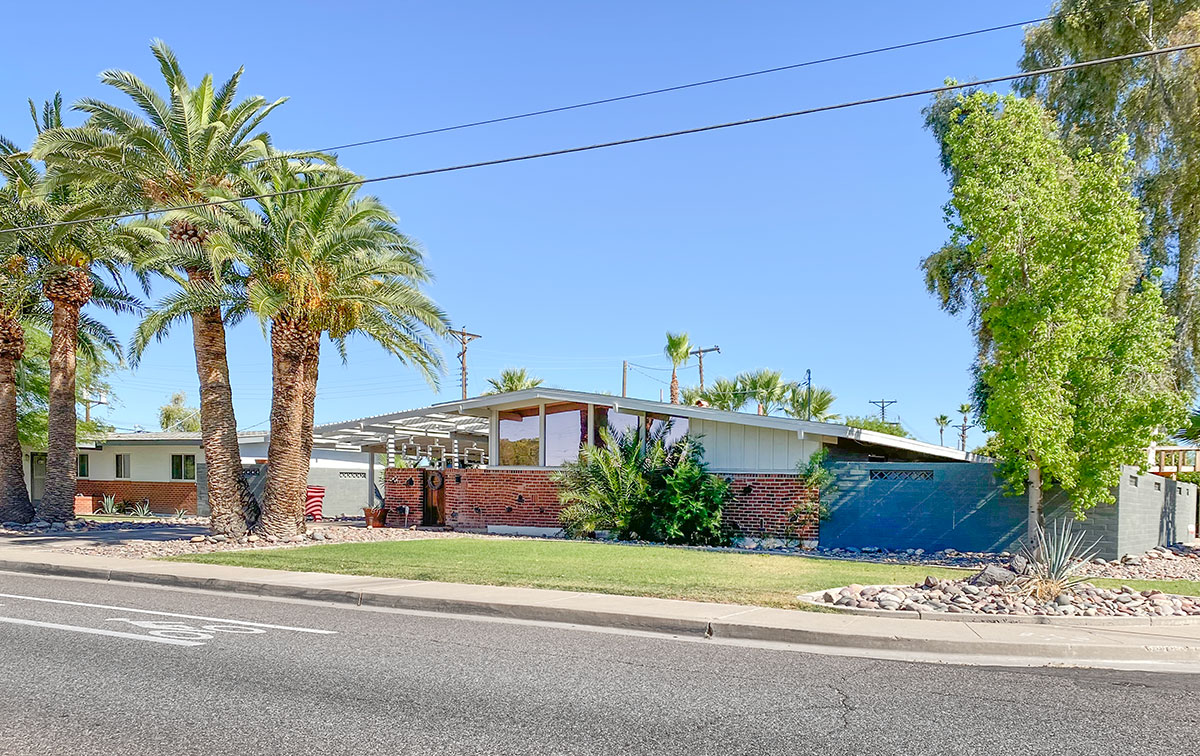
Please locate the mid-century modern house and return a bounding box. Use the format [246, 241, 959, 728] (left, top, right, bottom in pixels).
[307, 388, 981, 539]
[20, 431, 372, 517]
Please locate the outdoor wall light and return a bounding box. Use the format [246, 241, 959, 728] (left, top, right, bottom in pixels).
[516, 494, 525, 503]
[405, 477, 414, 486]
[742, 485, 753, 496]
[451, 512, 458, 520]
[455, 474, 462, 483]
[505, 506, 513, 513]
[473, 506, 482, 513]
[724, 476, 733, 484]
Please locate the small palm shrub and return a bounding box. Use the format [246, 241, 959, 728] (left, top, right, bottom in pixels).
[555, 426, 731, 545]
[556, 427, 648, 538]
[1017, 519, 1099, 601]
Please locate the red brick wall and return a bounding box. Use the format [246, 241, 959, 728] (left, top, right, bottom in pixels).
[75, 479, 198, 515]
[383, 466, 818, 540]
[383, 468, 424, 519]
[721, 472, 819, 540]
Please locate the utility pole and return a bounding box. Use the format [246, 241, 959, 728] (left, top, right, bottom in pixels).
[622, 361, 628, 397]
[82, 391, 108, 423]
[956, 405, 976, 452]
[802, 369, 812, 421]
[689, 345, 720, 390]
[868, 399, 897, 423]
[451, 327, 481, 400]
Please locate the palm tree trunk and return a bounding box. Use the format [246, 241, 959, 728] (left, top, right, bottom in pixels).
[41, 289, 82, 522]
[0, 317, 33, 523]
[258, 318, 313, 538]
[190, 291, 256, 536]
[669, 368, 680, 404]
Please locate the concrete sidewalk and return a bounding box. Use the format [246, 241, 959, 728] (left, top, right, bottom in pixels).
[1, 546, 1198, 672]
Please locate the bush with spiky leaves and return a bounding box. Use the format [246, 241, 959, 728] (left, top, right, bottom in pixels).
[1016, 519, 1100, 601]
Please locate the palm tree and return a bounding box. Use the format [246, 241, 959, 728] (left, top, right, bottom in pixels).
[934, 414, 951, 446]
[700, 377, 746, 412]
[37, 42, 292, 535]
[484, 368, 542, 394]
[785, 385, 838, 422]
[0, 97, 142, 522]
[193, 161, 447, 538]
[0, 245, 37, 522]
[737, 369, 793, 416]
[663, 331, 691, 404]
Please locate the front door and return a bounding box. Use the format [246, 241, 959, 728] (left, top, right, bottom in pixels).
[29, 452, 46, 505]
[423, 469, 445, 526]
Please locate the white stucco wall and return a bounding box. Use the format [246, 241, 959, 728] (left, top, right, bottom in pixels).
[77, 443, 204, 484]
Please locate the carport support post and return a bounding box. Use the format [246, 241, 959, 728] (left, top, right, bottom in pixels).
[367, 450, 376, 511]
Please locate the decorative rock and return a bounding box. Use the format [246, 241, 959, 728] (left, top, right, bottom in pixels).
[189, 535, 206, 543]
[1009, 554, 1029, 575]
[246, 534, 259, 543]
[969, 564, 1018, 587]
[760, 537, 784, 550]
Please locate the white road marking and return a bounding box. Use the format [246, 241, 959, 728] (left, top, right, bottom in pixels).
[0, 615, 205, 646]
[0, 592, 336, 634]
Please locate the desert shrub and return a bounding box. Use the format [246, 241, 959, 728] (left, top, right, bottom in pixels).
[1016, 519, 1099, 601]
[635, 436, 730, 546]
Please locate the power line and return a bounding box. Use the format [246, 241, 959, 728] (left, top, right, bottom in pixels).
[7, 39, 1199, 236]
[280, 6, 1126, 157]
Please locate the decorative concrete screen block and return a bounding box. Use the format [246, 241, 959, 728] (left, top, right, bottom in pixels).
[868, 469, 934, 481]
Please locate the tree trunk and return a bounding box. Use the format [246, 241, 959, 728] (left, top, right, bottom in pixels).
[189, 283, 256, 536]
[40, 293, 81, 522]
[257, 319, 313, 539]
[1026, 460, 1042, 544]
[669, 368, 679, 404]
[0, 317, 33, 523]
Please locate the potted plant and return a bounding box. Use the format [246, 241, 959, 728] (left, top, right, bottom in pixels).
[363, 506, 387, 528]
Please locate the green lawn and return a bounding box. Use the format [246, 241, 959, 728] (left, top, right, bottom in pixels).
[171, 539, 974, 609]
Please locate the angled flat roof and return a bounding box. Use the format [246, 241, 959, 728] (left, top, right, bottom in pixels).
[312, 387, 986, 462]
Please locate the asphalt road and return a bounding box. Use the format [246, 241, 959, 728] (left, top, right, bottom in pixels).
[0, 572, 1195, 756]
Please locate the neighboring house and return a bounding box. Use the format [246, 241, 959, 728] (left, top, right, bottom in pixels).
[20, 431, 372, 517]
[308, 388, 982, 539]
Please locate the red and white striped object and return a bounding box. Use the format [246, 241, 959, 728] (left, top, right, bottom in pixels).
[305, 486, 326, 521]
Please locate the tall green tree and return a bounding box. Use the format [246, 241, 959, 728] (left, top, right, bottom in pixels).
[940, 91, 1185, 538]
[682, 377, 744, 411]
[483, 368, 542, 394]
[663, 332, 691, 404]
[159, 391, 200, 431]
[737, 369, 793, 416]
[1018, 0, 1200, 389]
[0, 97, 140, 522]
[36, 41, 289, 536]
[190, 161, 447, 538]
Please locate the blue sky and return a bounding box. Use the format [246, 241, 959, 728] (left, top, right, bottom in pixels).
[0, 1, 1052, 446]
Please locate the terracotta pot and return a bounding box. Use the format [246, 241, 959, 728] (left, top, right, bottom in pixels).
[363, 508, 386, 528]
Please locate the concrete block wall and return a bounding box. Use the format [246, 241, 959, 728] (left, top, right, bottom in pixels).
[825, 462, 1198, 557]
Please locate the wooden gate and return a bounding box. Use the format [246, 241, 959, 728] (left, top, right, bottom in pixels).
[423, 469, 446, 526]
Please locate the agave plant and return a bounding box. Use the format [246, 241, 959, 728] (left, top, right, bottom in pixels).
[174, 508, 188, 520]
[129, 501, 153, 518]
[1016, 519, 1099, 601]
[96, 494, 119, 515]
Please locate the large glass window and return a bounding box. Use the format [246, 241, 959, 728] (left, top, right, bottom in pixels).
[646, 413, 689, 448]
[115, 453, 131, 479]
[593, 407, 640, 447]
[77, 453, 89, 478]
[544, 403, 588, 466]
[498, 408, 540, 466]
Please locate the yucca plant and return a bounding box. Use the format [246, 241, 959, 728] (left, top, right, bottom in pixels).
[174, 508, 188, 519]
[1016, 519, 1100, 601]
[129, 501, 153, 518]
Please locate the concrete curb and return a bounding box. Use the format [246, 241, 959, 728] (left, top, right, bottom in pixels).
[3, 554, 1200, 667]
